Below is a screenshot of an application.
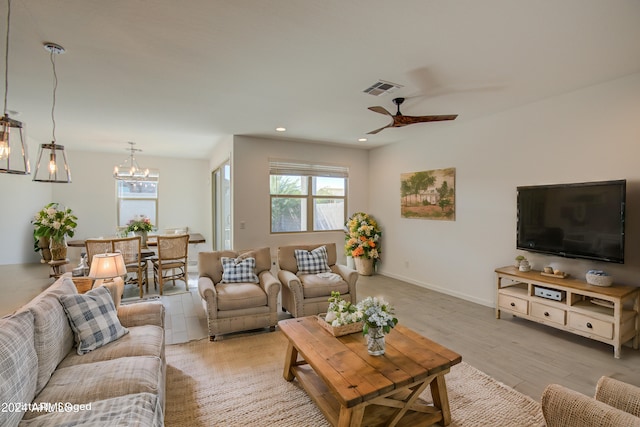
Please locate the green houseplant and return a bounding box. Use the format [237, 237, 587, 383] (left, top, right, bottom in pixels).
[32, 203, 78, 261]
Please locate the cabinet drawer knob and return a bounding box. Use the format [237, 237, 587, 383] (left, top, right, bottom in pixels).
[586, 322, 593, 329]
[544, 312, 550, 317]
[510, 302, 516, 307]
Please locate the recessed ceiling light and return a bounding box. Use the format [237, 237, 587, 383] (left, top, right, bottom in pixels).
[275, 127, 286, 132]
[358, 138, 368, 142]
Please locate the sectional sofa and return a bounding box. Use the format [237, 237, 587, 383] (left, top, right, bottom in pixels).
[0, 274, 165, 426]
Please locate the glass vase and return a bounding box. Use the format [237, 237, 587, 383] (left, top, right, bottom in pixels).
[366, 327, 386, 356]
[133, 231, 148, 248]
[49, 237, 68, 261]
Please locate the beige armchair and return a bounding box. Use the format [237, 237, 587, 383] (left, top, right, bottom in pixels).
[542, 376, 640, 427]
[198, 247, 280, 341]
[277, 243, 357, 318]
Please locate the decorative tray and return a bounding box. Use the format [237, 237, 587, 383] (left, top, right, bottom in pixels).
[541, 272, 569, 279]
[316, 314, 363, 337]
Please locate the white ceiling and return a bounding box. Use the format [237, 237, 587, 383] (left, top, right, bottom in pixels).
[4, 0, 640, 159]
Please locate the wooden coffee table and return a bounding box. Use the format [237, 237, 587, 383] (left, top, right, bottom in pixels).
[279, 317, 462, 427]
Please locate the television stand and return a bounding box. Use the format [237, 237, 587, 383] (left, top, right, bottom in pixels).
[495, 266, 639, 358]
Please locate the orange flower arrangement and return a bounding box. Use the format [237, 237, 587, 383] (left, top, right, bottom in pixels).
[344, 212, 381, 260]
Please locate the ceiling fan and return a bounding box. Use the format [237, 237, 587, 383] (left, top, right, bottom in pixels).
[367, 97, 458, 135]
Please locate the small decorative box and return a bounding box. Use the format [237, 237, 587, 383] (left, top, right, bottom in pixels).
[316, 314, 363, 337]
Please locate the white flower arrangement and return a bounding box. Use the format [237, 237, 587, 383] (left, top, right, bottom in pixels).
[356, 296, 398, 335]
[324, 291, 363, 327]
[32, 202, 78, 243]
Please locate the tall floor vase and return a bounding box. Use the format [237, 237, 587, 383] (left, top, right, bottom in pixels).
[50, 237, 68, 261]
[354, 257, 374, 276]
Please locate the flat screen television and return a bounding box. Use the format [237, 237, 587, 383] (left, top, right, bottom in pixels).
[516, 180, 626, 263]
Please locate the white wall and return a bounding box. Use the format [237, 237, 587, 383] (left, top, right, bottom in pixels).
[369, 73, 640, 306]
[0, 149, 211, 265]
[0, 136, 51, 264]
[231, 135, 369, 262]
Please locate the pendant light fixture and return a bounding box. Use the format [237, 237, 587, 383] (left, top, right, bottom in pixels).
[33, 42, 71, 183]
[0, 0, 30, 175]
[113, 142, 157, 181]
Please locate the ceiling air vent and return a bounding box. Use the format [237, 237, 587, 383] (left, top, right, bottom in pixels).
[363, 80, 403, 96]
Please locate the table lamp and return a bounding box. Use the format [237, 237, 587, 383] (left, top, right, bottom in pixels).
[88, 252, 126, 288]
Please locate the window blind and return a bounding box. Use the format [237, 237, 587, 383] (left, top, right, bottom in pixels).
[268, 159, 349, 178]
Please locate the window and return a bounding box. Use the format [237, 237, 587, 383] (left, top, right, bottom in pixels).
[269, 160, 348, 233]
[117, 180, 158, 230]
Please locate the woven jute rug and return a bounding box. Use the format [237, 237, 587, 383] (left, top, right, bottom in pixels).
[165, 331, 544, 426]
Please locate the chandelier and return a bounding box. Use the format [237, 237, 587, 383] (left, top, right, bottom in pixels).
[114, 142, 156, 181]
[0, 0, 30, 175]
[33, 42, 71, 183]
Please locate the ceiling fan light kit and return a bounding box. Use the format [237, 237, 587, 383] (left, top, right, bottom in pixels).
[0, 0, 30, 175]
[33, 42, 72, 183]
[367, 97, 458, 135]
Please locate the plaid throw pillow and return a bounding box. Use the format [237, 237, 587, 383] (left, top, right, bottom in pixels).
[58, 286, 129, 355]
[221, 256, 259, 283]
[295, 245, 331, 274]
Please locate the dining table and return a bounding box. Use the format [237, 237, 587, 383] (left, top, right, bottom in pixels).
[67, 233, 206, 248]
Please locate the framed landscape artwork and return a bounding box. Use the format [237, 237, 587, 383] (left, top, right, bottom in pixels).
[401, 167, 456, 220]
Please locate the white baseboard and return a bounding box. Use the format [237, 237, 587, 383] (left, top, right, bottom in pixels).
[377, 271, 495, 308]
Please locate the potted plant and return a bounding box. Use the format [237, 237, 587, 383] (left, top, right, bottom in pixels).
[32, 203, 78, 261]
[344, 212, 381, 276]
[125, 216, 153, 247]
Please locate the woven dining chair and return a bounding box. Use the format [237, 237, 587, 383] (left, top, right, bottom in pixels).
[152, 234, 189, 295]
[112, 235, 148, 298]
[84, 239, 113, 269]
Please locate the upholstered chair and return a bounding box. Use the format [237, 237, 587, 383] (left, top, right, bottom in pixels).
[198, 247, 280, 341]
[277, 243, 358, 318]
[542, 376, 640, 427]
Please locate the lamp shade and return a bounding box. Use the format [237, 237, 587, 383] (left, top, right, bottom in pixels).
[88, 253, 126, 279]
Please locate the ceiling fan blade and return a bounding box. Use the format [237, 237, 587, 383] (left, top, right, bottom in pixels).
[367, 123, 392, 135]
[395, 114, 458, 125]
[368, 106, 393, 116]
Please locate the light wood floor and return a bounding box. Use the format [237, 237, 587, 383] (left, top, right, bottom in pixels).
[357, 274, 640, 402]
[3, 264, 639, 402]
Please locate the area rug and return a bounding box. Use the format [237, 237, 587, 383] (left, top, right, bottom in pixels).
[164, 331, 544, 426]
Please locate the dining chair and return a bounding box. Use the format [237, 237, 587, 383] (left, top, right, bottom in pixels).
[84, 239, 113, 269]
[152, 234, 189, 295]
[112, 235, 148, 298]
